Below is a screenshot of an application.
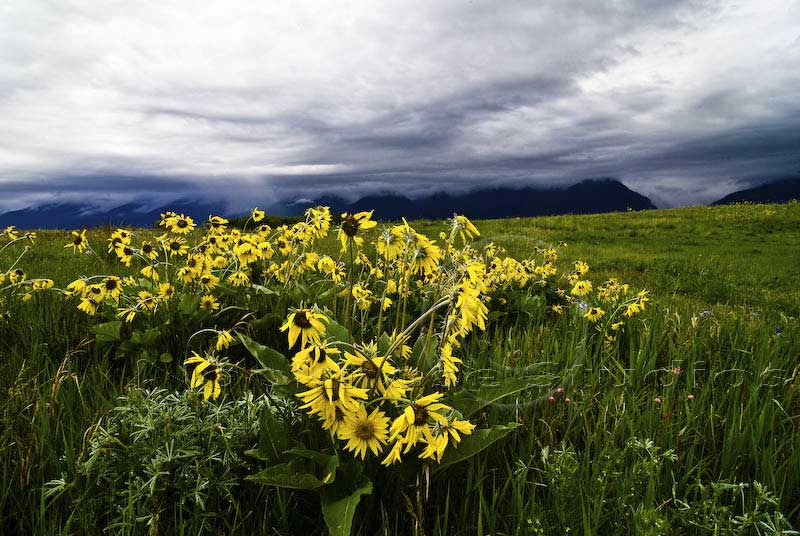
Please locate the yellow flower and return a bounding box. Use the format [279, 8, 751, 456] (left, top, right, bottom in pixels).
[252, 208, 265, 222]
[338, 211, 377, 250]
[9, 269, 26, 284]
[570, 280, 592, 296]
[296, 371, 368, 425]
[199, 294, 221, 312]
[420, 418, 475, 462]
[140, 265, 160, 282]
[4, 226, 19, 240]
[215, 329, 235, 351]
[280, 308, 328, 349]
[338, 405, 390, 459]
[184, 352, 222, 400]
[168, 214, 196, 234]
[116, 307, 137, 323]
[207, 215, 229, 233]
[167, 237, 189, 256]
[291, 341, 341, 383]
[344, 349, 397, 394]
[64, 229, 88, 253]
[452, 215, 480, 243]
[139, 241, 159, 260]
[228, 271, 250, 287]
[157, 282, 176, 300]
[102, 277, 122, 303]
[389, 392, 451, 454]
[584, 307, 605, 322]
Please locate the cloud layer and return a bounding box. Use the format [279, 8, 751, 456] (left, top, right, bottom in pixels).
[1, 0, 798, 210]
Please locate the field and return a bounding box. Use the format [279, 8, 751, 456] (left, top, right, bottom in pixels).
[1, 202, 798, 535]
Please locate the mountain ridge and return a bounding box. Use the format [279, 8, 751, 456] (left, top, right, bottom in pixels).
[0, 178, 655, 228]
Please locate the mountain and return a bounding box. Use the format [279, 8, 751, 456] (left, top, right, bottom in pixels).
[0, 179, 655, 228]
[712, 177, 800, 205]
[290, 179, 656, 219]
[0, 199, 221, 229]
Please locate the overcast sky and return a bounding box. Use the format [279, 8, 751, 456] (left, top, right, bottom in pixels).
[1, 0, 798, 211]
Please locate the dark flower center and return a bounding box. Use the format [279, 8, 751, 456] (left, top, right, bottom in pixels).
[341, 216, 359, 237]
[356, 421, 375, 440]
[142, 244, 153, 254]
[123, 247, 133, 256]
[412, 404, 429, 426]
[361, 359, 379, 379]
[170, 241, 181, 251]
[73, 236, 83, 245]
[315, 347, 327, 363]
[201, 366, 218, 381]
[293, 311, 312, 328]
[105, 279, 118, 290]
[177, 219, 188, 228]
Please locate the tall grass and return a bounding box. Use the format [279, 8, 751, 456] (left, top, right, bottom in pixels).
[1, 203, 798, 534]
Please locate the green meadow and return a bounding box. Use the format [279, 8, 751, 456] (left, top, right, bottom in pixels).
[1, 202, 799, 535]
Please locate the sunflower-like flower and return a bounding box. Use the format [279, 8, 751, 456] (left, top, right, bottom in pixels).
[451, 215, 480, 243]
[64, 230, 88, 253]
[584, 306, 605, 323]
[344, 348, 397, 394]
[215, 329, 235, 351]
[338, 405, 390, 459]
[338, 211, 377, 250]
[280, 308, 328, 349]
[291, 340, 341, 383]
[207, 215, 229, 233]
[389, 392, 451, 454]
[184, 352, 223, 400]
[296, 370, 368, 425]
[199, 294, 221, 312]
[102, 276, 123, 303]
[167, 214, 196, 235]
[251, 208, 265, 222]
[419, 418, 475, 462]
[570, 280, 592, 297]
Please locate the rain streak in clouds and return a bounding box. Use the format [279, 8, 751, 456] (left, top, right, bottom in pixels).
[0, 0, 799, 211]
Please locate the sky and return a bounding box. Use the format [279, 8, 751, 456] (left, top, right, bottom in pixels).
[1, 0, 799, 212]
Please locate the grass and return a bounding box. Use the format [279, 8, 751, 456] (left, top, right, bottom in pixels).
[1, 202, 798, 535]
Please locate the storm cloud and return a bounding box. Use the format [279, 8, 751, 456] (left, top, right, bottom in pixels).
[1, 0, 798, 211]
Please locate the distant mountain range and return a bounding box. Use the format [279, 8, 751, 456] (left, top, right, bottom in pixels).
[0, 200, 221, 230]
[711, 177, 800, 205]
[295, 178, 656, 220]
[0, 179, 656, 229]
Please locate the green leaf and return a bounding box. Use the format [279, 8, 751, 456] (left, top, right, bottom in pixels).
[435, 423, 520, 473]
[325, 318, 351, 343]
[376, 332, 392, 356]
[238, 333, 291, 384]
[258, 407, 289, 464]
[320, 464, 372, 536]
[93, 320, 122, 342]
[410, 333, 438, 371]
[178, 293, 201, 315]
[449, 377, 545, 418]
[285, 448, 339, 484]
[251, 284, 278, 296]
[245, 462, 327, 490]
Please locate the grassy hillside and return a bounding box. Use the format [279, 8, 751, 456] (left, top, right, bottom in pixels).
[1, 202, 798, 535]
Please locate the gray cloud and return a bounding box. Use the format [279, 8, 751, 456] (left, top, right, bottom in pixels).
[0, 0, 798, 211]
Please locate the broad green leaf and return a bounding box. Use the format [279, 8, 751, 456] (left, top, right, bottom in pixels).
[435, 423, 520, 473]
[245, 462, 327, 490]
[258, 407, 289, 463]
[251, 284, 278, 296]
[238, 333, 291, 384]
[410, 333, 438, 371]
[285, 448, 339, 484]
[93, 320, 122, 342]
[320, 469, 372, 536]
[325, 319, 351, 343]
[376, 332, 392, 355]
[449, 377, 546, 418]
[178, 293, 200, 315]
